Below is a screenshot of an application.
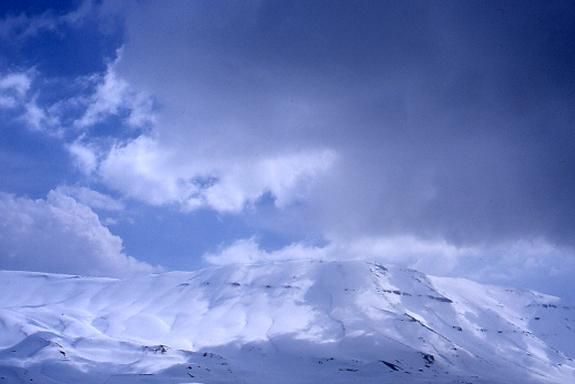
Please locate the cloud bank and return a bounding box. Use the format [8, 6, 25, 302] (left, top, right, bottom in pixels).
[204, 236, 575, 299]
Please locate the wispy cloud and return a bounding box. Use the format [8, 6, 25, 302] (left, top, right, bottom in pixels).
[0, 72, 31, 109]
[75, 49, 156, 129]
[204, 236, 575, 298]
[0, 0, 93, 41]
[55, 185, 124, 212]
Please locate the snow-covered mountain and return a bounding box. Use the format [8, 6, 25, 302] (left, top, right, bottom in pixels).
[0, 259, 574, 383]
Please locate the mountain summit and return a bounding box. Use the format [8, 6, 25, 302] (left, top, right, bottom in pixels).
[0, 260, 573, 383]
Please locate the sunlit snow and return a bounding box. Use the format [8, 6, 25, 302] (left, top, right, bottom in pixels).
[0, 260, 573, 383]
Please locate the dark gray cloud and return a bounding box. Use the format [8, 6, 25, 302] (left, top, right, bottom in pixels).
[103, 1, 575, 251]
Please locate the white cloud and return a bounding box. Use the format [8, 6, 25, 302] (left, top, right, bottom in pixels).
[55, 185, 124, 211]
[67, 141, 98, 175]
[0, 72, 31, 109]
[75, 50, 155, 129]
[98, 135, 336, 213]
[22, 97, 59, 133]
[342, 235, 476, 274]
[204, 238, 328, 266]
[0, 0, 93, 40]
[98, 135, 193, 206]
[203, 236, 464, 272]
[0, 190, 155, 277]
[22, 98, 45, 128]
[203, 236, 575, 295]
[0, 12, 58, 40]
[198, 149, 336, 212]
[0, 72, 62, 135]
[0, 72, 31, 96]
[0, 51, 153, 137]
[0, 95, 16, 108]
[126, 91, 156, 127]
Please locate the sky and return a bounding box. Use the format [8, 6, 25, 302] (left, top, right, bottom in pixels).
[1, 0, 575, 299]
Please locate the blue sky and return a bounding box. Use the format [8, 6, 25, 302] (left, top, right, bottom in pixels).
[1, 1, 575, 299]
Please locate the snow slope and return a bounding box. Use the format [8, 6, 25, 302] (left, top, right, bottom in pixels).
[0, 259, 573, 383]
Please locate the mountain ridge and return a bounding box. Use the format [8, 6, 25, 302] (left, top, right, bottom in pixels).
[0, 259, 574, 383]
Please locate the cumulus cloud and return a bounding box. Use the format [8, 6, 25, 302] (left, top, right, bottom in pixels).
[197, 148, 336, 212]
[0, 190, 155, 277]
[97, 135, 336, 212]
[97, 135, 184, 205]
